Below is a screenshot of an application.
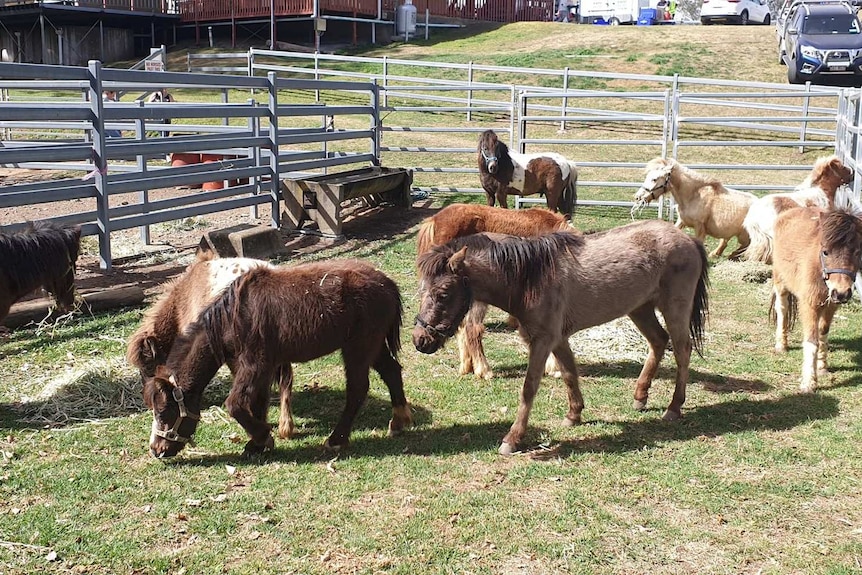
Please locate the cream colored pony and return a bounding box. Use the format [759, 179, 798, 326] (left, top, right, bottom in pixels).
[633, 157, 757, 259]
[743, 155, 857, 264]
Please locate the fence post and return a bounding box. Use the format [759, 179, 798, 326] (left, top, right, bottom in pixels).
[87, 60, 112, 271]
[372, 80, 382, 166]
[135, 100, 151, 245]
[267, 72, 281, 228]
[799, 82, 811, 154]
[559, 66, 569, 133]
[509, 85, 516, 151]
[222, 89, 229, 127]
[249, 98, 260, 220]
[518, 91, 527, 154]
[467, 61, 474, 122]
[383, 56, 389, 108]
[315, 52, 321, 103]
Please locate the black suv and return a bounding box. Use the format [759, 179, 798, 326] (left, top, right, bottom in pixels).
[781, 2, 862, 85]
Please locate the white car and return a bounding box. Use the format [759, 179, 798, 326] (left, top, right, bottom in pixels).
[701, 0, 772, 24]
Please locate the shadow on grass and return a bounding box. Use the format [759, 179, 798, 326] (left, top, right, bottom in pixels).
[489, 359, 772, 393]
[165, 386, 838, 466]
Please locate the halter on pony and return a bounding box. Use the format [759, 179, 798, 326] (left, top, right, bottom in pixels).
[481, 147, 498, 170]
[151, 374, 200, 445]
[642, 169, 673, 202]
[819, 250, 857, 282]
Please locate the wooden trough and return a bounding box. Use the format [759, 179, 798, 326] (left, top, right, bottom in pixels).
[282, 167, 413, 236]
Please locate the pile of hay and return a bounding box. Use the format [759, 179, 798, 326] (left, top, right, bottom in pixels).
[17, 359, 232, 426]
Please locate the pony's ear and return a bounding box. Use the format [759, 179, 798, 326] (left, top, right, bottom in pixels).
[448, 247, 468, 274]
[154, 364, 172, 382]
[144, 336, 158, 360]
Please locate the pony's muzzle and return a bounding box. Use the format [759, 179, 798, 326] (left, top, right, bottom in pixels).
[830, 286, 854, 304]
[412, 325, 445, 354]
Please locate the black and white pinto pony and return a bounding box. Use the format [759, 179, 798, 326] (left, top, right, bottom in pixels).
[478, 130, 578, 219]
[0, 221, 82, 328]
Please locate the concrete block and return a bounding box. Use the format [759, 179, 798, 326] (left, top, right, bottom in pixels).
[198, 224, 285, 259]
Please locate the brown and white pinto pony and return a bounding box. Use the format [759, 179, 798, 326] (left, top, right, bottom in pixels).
[126, 253, 305, 439]
[413, 222, 709, 455]
[478, 129, 578, 219]
[143, 259, 411, 458]
[770, 206, 862, 393]
[0, 221, 81, 329]
[416, 203, 572, 379]
[633, 157, 757, 259]
[743, 155, 857, 264]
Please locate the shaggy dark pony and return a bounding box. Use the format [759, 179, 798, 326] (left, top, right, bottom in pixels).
[416, 203, 573, 379]
[143, 259, 412, 458]
[414, 222, 708, 455]
[478, 130, 578, 219]
[0, 221, 81, 327]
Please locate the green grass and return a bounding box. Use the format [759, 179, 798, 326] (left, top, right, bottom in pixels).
[3, 23, 862, 575]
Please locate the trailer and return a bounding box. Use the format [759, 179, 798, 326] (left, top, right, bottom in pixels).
[579, 0, 655, 23]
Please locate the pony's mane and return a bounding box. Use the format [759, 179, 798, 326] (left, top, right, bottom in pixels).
[418, 232, 584, 305]
[0, 221, 81, 291]
[820, 207, 862, 250]
[646, 157, 723, 189]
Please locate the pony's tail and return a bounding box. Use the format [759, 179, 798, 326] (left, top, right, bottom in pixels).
[416, 219, 435, 258]
[689, 240, 710, 358]
[561, 162, 578, 219]
[742, 211, 774, 264]
[385, 286, 404, 360]
[769, 291, 798, 330]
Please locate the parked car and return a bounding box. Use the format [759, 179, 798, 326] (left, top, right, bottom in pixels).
[700, 0, 772, 24]
[781, 2, 862, 85]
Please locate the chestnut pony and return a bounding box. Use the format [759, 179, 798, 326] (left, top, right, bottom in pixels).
[416, 203, 571, 379]
[744, 155, 856, 264]
[126, 253, 304, 439]
[413, 222, 709, 455]
[478, 130, 578, 219]
[770, 206, 862, 392]
[633, 157, 757, 259]
[0, 221, 81, 328]
[143, 259, 411, 458]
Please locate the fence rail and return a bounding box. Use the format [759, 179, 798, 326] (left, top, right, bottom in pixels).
[3, 50, 862, 270]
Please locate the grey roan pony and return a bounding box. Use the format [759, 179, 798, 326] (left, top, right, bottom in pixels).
[413, 221, 709, 455]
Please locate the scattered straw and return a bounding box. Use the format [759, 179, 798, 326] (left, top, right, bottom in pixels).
[710, 259, 772, 285]
[573, 317, 647, 363]
[16, 358, 233, 426]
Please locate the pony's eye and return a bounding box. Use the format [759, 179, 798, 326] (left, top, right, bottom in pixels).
[822, 250, 829, 257]
[437, 292, 449, 301]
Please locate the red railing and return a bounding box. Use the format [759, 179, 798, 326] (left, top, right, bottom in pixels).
[177, 0, 552, 22]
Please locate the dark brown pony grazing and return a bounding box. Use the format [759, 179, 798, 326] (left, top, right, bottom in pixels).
[478, 129, 578, 219]
[125, 253, 303, 438]
[413, 221, 709, 455]
[143, 259, 412, 458]
[416, 203, 572, 379]
[770, 206, 862, 393]
[0, 221, 81, 328]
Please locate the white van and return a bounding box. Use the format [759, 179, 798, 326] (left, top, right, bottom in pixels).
[578, 0, 658, 24]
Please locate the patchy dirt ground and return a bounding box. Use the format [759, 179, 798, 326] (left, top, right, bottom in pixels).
[0, 167, 436, 306]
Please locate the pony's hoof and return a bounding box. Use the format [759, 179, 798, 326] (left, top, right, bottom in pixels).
[774, 345, 788, 354]
[242, 436, 274, 457]
[323, 438, 346, 452]
[633, 398, 648, 411]
[476, 368, 495, 380]
[562, 415, 581, 427]
[498, 442, 516, 456]
[798, 384, 817, 394]
[661, 409, 681, 422]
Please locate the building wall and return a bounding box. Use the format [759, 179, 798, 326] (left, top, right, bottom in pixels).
[0, 25, 135, 65]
